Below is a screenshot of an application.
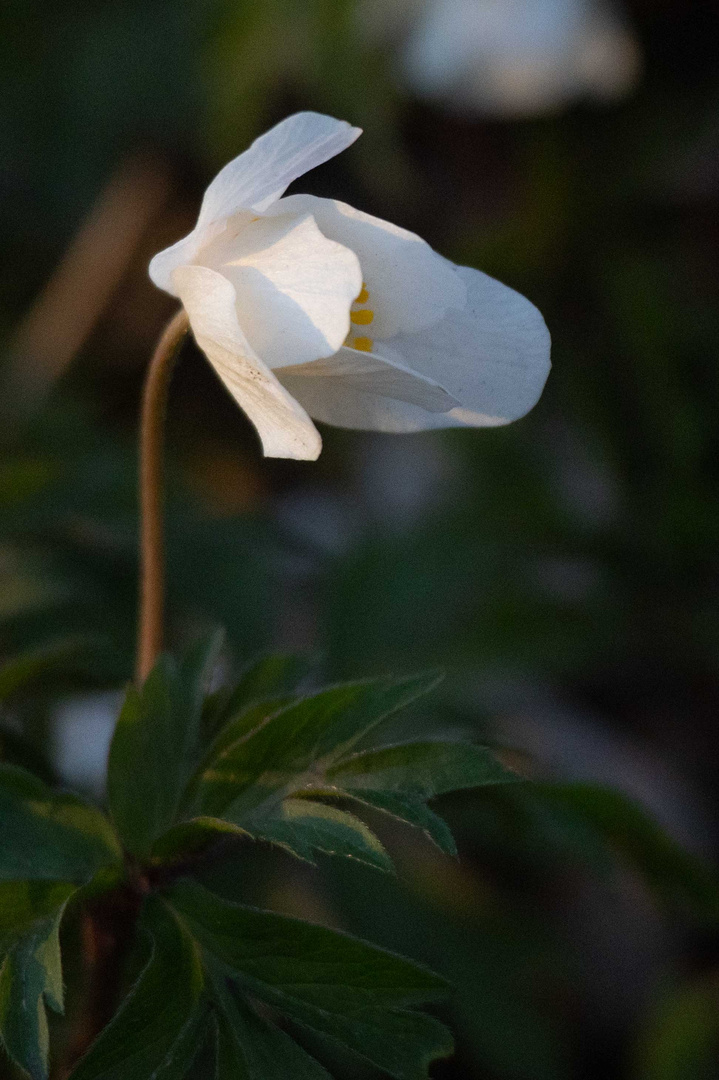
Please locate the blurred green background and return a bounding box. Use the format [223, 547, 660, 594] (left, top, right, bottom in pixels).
[1, 1, 719, 1077]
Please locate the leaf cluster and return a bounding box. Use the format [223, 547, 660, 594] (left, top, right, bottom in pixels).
[0, 635, 516, 1079]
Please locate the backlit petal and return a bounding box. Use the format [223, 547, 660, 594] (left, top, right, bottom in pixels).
[280, 267, 550, 433]
[198, 113, 362, 223]
[149, 114, 361, 295]
[268, 194, 467, 338]
[275, 346, 459, 416]
[378, 264, 551, 426]
[172, 265, 322, 460]
[198, 212, 362, 368]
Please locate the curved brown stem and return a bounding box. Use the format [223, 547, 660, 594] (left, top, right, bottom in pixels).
[136, 308, 189, 684]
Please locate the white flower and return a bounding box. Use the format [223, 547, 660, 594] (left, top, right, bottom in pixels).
[400, 0, 641, 116]
[150, 112, 550, 460]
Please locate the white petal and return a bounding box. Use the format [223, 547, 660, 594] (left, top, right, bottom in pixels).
[172, 265, 322, 460]
[198, 212, 362, 369]
[378, 264, 551, 428]
[272, 373, 443, 433]
[268, 194, 467, 337]
[279, 266, 550, 433]
[275, 346, 459, 415]
[149, 114, 361, 296]
[198, 112, 362, 223]
[149, 231, 206, 297]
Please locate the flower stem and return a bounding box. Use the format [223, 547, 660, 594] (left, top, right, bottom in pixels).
[136, 308, 189, 684]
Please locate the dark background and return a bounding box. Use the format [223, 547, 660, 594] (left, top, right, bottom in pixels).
[1, 1, 719, 1077]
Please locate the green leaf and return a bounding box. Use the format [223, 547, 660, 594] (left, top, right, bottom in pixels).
[203, 654, 313, 743]
[70, 898, 207, 1080]
[108, 633, 223, 857]
[338, 790, 458, 856]
[0, 637, 103, 703]
[0, 765, 120, 882]
[195, 673, 442, 823]
[327, 741, 517, 799]
[175, 630, 226, 772]
[149, 817, 252, 863]
[246, 798, 393, 872]
[168, 879, 453, 1080]
[533, 784, 719, 920]
[0, 892, 70, 1080]
[211, 972, 333, 1079]
[0, 882, 76, 954]
[197, 696, 294, 778]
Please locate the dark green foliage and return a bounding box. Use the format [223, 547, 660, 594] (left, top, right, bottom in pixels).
[3, 651, 497, 1079]
[69, 900, 207, 1080]
[107, 631, 224, 856]
[70, 885, 451, 1080]
[0, 766, 120, 1077]
[532, 784, 719, 921]
[0, 637, 108, 704]
[0, 897, 67, 1080]
[1, 642, 717, 1079]
[184, 672, 516, 868]
[0, 764, 120, 883]
[108, 657, 514, 875]
[201, 653, 314, 746]
[212, 989, 334, 1079]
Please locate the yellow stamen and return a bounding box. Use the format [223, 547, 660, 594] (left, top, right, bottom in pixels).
[353, 336, 373, 351]
[356, 284, 369, 304]
[350, 309, 374, 325]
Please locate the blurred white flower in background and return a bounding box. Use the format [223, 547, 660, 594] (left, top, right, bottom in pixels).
[150, 112, 550, 460]
[362, 0, 642, 117]
[55, 691, 121, 793]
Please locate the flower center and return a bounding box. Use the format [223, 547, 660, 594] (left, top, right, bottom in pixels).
[346, 282, 374, 352]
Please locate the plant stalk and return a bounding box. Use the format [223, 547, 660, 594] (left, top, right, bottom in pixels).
[136, 308, 189, 684]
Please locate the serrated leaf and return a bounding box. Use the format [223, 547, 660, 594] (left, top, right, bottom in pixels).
[196, 696, 294, 780]
[196, 673, 442, 824]
[339, 790, 458, 856]
[0, 893, 69, 1080]
[327, 741, 517, 798]
[0, 765, 120, 882]
[211, 972, 333, 1079]
[246, 798, 393, 872]
[203, 654, 313, 745]
[108, 633, 223, 857]
[168, 879, 453, 1080]
[70, 898, 207, 1080]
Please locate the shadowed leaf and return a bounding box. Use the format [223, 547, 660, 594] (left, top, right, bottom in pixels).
[0, 765, 120, 882]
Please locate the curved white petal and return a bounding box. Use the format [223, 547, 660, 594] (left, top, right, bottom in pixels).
[198, 212, 362, 368]
[149, 114, 361, 296]
[280, 266, 550, 433]
[275, 346, 459, 416]
[173, 265, 321, 460]
[268, 194, 467, 338]
[380, 264, 551, 425]
[149, 232, 206, 296]
[198, 112, 362, 224]
[272, 373, 448, 433]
